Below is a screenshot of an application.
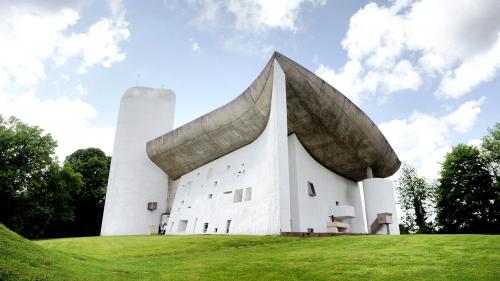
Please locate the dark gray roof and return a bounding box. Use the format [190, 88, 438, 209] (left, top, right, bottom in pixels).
[146, 52, 400, 181]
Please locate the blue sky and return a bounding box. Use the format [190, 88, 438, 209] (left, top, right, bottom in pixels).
[0, 0, 499, 179]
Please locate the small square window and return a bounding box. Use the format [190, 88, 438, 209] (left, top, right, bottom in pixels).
[233, 189, 243, 203]
[307, 182, 317, 197]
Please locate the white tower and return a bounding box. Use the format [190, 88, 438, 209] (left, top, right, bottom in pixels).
[101, 87, 175, 236]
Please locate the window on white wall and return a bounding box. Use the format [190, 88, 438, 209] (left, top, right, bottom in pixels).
[307, 182, 317, 197]
[226, 220, 231, 233]
[244, 187, 252, 201]
[203, 223, 209, 233]
[178, 220, 188, 232]
[214, 181, 218, 187]
[233, 189, 243, 203]
[208, 194, 213, 199]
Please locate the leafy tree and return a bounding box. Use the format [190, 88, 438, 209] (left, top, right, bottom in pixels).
[0, 116, 82, 238]
[65, 148, 111, 236]
[436, 144, 499, 233]
[395, 163, 435, 233]
[481, 123, 500, 179]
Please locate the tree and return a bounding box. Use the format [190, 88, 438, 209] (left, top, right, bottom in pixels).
[436, 144, 499, 233]
[395, 163, 434, 233]
[65, 148, 111, 236]
[0, 116, 82, 238]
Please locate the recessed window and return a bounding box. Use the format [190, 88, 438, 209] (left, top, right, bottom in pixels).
[307, 182, 317, 197]
[336, 201, 339, 206]
[203, 223, 209, 233]
[224, 191, 232, 194]
[226, 220, 231, 234]
[214, 228, 218, 233]
[208, 194, 213, 199]
[233, 189, 243, 203]
[147, 202, 157, 211]
[307, 228, 314, 233]
[244, 187, 252, 201]
[178, 220, 188, 232]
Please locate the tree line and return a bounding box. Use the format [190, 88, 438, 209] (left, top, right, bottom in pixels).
[0, 116, 110, 238]
[396, 123, 499, 234]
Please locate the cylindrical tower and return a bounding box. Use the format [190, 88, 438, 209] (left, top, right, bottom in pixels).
[363, 178, 400, 235]
[101, 87, 175, 236]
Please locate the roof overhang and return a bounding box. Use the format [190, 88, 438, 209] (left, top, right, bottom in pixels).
[146, 52, 400, 181]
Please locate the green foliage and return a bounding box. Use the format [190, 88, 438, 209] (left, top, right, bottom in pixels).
[1, 223, 499, 280]
[436, 144, 499, 233]
[481, 122, 500, 166]
[395, 164, 435, 233]
[0, 116, 85, 238]
[64, 148, 111, 236]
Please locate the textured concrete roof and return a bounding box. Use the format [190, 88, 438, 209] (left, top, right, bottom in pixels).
[146, 52, 400, 181]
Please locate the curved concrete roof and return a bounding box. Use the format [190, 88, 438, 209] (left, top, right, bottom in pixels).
[146, 52, 400, 182]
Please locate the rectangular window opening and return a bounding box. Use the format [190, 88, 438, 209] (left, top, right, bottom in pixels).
[244, 187, 252, 201]
[307, 181, 317, 197]
[203, 223, 209, 233]
[226, 220, 231, 234]
[177, 220, 188, 232]
[307, 228, 314, 233]
[233, 189, 243, 203]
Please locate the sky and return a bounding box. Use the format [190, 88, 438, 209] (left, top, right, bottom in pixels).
[0, 0, 499, 180]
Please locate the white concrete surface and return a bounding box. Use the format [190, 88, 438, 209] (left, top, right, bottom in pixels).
[362, 178, 400, 235]
[165, 59, 290, 235]
[101, 87, 175, 236]
[287, 134, 366, 233]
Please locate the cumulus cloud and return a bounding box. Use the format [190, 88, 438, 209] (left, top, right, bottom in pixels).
[316, 0, 500, 102]
[188, 0, 326, 33]
[379, 97, 485, 178]
[0, 0, 127, 159]
[55, 0, 130, 73]
[0, 89, 115, 159]
[180, 0, 325, 57]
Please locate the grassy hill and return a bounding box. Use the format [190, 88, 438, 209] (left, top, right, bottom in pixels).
[0, 224, 499, 280]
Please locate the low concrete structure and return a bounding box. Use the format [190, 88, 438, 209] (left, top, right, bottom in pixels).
[101, 52, 401, 236]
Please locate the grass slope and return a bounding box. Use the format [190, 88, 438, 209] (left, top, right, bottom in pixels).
[1, 224, 499, 280]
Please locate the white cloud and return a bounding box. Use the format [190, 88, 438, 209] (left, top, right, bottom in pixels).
[189, 38, 201, 53]
[0, 89, 115, 160]
[0, 0, 127, 159]
[55, 0, 130, 74]
[379, 97, 485, 178]
[189, 0, 326, 33]
[316, 0, 500, 102]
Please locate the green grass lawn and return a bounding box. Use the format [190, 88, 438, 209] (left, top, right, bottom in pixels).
[1, 224, 499, 280]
